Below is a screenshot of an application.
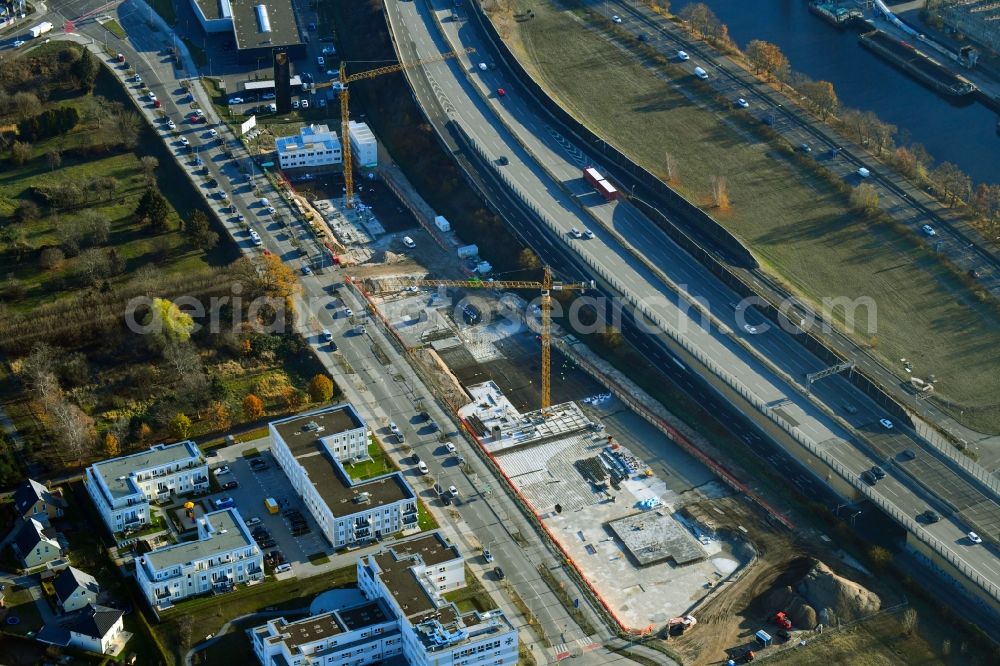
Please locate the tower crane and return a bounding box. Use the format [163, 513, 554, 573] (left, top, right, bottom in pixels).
[382, 267, 593, 411]
[313, 48, 474, 209]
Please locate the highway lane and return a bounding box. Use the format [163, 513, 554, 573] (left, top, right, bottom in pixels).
[386, 0, 1000, 600]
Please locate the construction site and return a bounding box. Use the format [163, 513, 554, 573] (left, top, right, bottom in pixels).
[300, 145, 935, 661]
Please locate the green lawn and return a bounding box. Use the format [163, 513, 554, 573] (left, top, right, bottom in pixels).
[158, 568, 356, 661]
[2, 587, 44, 637]
[442, 566, 496, 615]
[417, 497, 438, 531]
[102, 18, 127, 39]
[344, 438, 397, 481]
[498, 1, 1000, 431]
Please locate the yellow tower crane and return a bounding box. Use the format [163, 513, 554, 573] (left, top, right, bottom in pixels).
[312, 48, 474, 209]
[384, 267, 593, 411]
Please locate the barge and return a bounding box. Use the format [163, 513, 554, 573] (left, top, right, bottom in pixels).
[808, 2, 862, 28]
[859, 30, 976, 99]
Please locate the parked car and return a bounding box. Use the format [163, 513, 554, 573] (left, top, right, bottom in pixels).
[245, 517, 262, 527]
[418, 461, 429, 474]
[274, 563, 292, 574]
[213, 466, 230, 475]
[612, 15, 622, 23]
[448, 485, 459, 497]
[258, 538, 276, 548]
[493, 566, 505, 580]
[483, 549, 493, 563]
[222, 481, 239, 490]
[446, 442, 457, 454]
[322, 329, 333, 342]
[736, 97, 749, 109]
[440, 492, 452, 506]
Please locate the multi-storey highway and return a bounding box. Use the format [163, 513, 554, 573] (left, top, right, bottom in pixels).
[382, 0, 1000, 618]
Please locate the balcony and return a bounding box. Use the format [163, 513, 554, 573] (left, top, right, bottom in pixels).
[402, 514, 418, 525]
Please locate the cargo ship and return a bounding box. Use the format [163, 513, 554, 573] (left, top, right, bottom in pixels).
[808, 2, 862, 28]
[858, 30, 975, 99]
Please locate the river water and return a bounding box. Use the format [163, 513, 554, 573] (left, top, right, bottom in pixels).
[672, 0, 1000, 186]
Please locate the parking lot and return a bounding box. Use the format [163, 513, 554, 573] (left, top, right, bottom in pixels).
[204, 441, 333, 578]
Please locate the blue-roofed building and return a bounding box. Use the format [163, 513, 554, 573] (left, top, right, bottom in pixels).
[276, 124, 343, 171]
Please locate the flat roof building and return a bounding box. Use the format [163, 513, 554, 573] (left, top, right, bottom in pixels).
[189, 0, 305, 63]
[135, 508, 263, 610]
[348, 121, 378, 169]
[253, 532, 518, 666]
[276, 124, 342, 171]
[269, 406, 419, 550]
[84, 441, 208, 536]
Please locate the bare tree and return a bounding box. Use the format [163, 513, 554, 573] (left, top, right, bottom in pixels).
[10, 140, 32, 166]
[664, 152, 678, 182]
[850, 182, 879, 215]
[930, 162, 971, 205]
[711, 175, 729, 209]
[901, 607, 918, 636]
[140, 156, 159, 184]
[49, 399, 96, 463]
[46, 149, 62, 171]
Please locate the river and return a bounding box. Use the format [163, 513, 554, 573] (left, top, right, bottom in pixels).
[672, 0, 1000, 186]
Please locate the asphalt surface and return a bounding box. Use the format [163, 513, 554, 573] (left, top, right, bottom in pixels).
[2, 1, 635, 661]
[592, 0, 1000, 454]
[384, 0, 1000, 605]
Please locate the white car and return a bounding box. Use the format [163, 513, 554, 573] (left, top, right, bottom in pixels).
[179, 137, 189, 146]
[879, 418, 894, 429]
[677, 50, 689, 61]
[167, 120, 176, 130]
[569, 228, 582, 238]
[245, 517, 262, 527]
[322, 46, 335, 56]
[448, 485, 459, 497]
[743, 324, 758, 334]
[13, 40, 25, 48]
[417, 461, 429, 474]
[968, 532, 983, 544]
[921, 224, 936, 236]
[736, 98, 749, 109]
[344, 307, 353, 318]
[612, 15, 622, 23]
[389, 421, 400, 434]
[322, 329, 333, 342]
[478, 62, 488, 71]
[402, 236, 416, 248]
[213, 466, 230, 476]
[253, 236, 263, 247]
[229, 97, 244, 105]
[274, 563, 292, 574]
[857, 167, 871, 178]
[148, 92, 157, 101]
[209, 129, 218, 137]
[583, 229, 594, 239]
[446, 442, 457, 454]
[267, 206, 276, 214]
[134, 74, 142, 83]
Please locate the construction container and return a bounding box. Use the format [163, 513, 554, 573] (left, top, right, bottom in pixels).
[265, 497, 280, 514]
[583, 166, 605, 188]
[475, 260, 492, 274]
[434, 215, 451, 232]
[457, 244, 479, 259]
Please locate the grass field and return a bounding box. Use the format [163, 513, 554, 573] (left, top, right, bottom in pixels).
[495, 0, 1000, 432]
[102, 18, 127, 39]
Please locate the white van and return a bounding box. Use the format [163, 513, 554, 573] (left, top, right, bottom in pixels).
[694, 66, 709, 80]
[274, 563, 292, 574]
[857, 167, 871, 178]
[402, 236, 416, 248]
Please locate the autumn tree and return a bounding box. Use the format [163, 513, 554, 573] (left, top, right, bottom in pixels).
[39, 247, 65, 270]
[518, 248, 540, 271]
[711, 175, 730, 209]
[207, 401, 232, 432]
[850, 183, 879, 215]
[680, 3, 721, 39]
[10, 140, 31, 166]
[868, 545, 893, 569]
[308, 374, 334, 403]
[143, 298, 195, 350]
[930, 162, 971, 205]
[243, 393, 265, 421]
[104, 431, 120, 458]
[171, 412, 193, 440]
[799, 80, 839, 119]
[746, 40, 788, 81]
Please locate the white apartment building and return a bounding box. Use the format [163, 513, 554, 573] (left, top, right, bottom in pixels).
[348, 121, 378, 168]
[84, 441, 208, 535]
[252, 532, 518, 666]
[269, 406, 418, 549]
[276, 124, 342, 170]
[135, 508, 264, 609]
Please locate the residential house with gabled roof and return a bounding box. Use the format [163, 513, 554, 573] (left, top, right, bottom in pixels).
[13, 478, 66, 526]
[54, 566, 100, 614]
[12, 517, 62, 569]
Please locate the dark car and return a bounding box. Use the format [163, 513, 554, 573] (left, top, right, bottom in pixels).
[870, 466, 886, 480]
[258, 539, 276, 549]
[496, 155, 509, 166]
[440, 493, 452, 506]
[920, 510, 940, 524]
[418, 411, 430, 422]
[637, 33, 648, 42]
[493, 566, 505, 580]
[222, 481, 239, 490]
[899, 449, 917, 461]
[968, 269, 982, 279]
[861, 470, 877, 485]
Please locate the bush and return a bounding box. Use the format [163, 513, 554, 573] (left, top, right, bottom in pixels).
[17, 106, 80, 142]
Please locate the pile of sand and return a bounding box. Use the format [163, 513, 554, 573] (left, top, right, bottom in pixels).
[767, 559, 880, 629]
[368, 250, 407, 264]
